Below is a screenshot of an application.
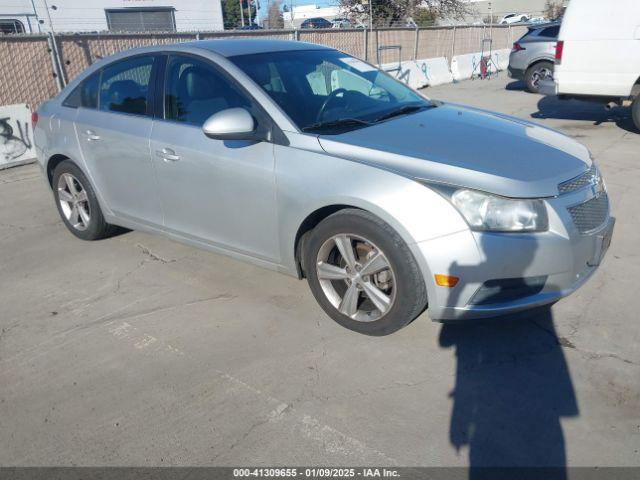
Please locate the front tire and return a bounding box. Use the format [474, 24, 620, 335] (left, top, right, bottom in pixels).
[525, 61, 553, 94]
[52, 160, 116, 240]
[304, 209, 428, 336]
[632, 96, 640, 132]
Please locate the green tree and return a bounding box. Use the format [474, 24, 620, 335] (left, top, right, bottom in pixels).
[412, 7, 437, 27]
[222, 0, 242, 29]
[222, 0, 258, 29]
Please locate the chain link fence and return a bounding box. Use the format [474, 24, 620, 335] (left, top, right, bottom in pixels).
[0, 25, 528, 110]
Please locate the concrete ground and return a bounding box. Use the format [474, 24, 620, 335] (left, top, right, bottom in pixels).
[1, 75, 639, 468]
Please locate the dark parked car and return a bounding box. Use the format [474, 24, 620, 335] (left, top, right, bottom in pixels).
[300, 17, 332, 29]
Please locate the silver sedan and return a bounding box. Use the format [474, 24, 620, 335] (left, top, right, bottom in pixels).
[34, 40, 614, 335]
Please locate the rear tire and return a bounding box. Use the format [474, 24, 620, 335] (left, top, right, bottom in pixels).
[525, 61, 554, 94]
[632, 96, 640, 132]
[304, 209, 428, 336]
[52, 160, 116, 240]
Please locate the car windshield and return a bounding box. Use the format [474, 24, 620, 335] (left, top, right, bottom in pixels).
[229, 49, 432, 133]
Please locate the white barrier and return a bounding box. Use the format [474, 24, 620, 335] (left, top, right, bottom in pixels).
[380, 60, 429, 90]
[0, 104, 36, 170]
[450, 52, 482, 81]
[380, 57, 454, 89]
[492, 49, 511, 71]
[451, 49, 510, 81]
[419, 57, 454, 86]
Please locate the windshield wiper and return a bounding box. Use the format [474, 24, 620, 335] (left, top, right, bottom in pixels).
[374, 104, 432, 123]
[301, 117, 372, 132]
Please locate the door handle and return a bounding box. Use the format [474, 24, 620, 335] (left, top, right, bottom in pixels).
[85, 129, 100, 141]
[156, 147, 180, 162]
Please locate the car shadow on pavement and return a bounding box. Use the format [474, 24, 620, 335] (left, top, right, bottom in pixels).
[505, 80, 526, 91]
[439, 234, 579, 478]
[532, 95, 637, 133]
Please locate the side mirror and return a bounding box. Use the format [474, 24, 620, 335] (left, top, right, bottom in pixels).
[202, 108, 257, 140]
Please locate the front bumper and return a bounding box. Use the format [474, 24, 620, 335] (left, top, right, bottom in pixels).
[419, 191, 614, 321]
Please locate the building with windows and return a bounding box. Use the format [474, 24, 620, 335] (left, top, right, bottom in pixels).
[0, 0, 224, 34]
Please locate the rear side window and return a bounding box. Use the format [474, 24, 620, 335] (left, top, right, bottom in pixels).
[64, 73, 100, 109]
[99, 55, 154, 116]
[539, 26, 560, 38]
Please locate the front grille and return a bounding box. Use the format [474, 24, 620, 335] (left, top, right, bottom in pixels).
[558, 165, 599, 195]
[567, 193, 609, 234]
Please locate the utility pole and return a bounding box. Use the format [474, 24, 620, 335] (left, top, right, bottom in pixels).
[369, 0, 373, 29]
[248, 0, 253, 25]
[239, 0, 245, 26]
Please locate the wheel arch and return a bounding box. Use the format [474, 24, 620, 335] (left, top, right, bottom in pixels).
[294, 204, 356, 278]
[526, 57, 554, 72]
[46, 153, 72, 187]
[291, 195, 432, 280]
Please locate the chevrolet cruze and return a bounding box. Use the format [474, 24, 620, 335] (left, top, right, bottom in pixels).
[34, 40, 614, 335]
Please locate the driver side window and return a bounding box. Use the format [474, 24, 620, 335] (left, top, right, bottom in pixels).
[164, 55, 250, 127]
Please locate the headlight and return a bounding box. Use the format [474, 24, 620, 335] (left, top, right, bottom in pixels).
[451, 189, 548, 232]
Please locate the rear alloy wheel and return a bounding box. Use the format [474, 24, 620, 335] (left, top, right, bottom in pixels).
[57, 173, 91, 232]
[525, 61, 554, 94]
[304, 209, 427, 335]
[52, 160, 116, 240]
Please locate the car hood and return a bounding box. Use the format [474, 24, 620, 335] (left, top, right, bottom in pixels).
[318, 103, 591, 198]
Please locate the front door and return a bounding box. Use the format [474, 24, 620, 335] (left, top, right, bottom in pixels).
[150, 54, 279, 262]
[75, 54, 162, 226]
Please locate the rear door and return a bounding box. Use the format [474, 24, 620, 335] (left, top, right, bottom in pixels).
[149, 53, 279, 261]
[75, 54, 163, 226]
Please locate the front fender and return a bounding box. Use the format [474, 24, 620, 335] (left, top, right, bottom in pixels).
[274, 135, 470, 282]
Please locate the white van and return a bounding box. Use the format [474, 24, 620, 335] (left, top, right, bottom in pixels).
[541, 0, 640, 130]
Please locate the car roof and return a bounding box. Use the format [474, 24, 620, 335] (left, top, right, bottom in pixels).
[188, 38, 330, 57]
[527, 21, 561, 30]
[94, 38, 332, 61]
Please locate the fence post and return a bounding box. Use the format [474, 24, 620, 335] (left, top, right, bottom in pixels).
[363, 27, 368, 61]
[450, 26, 457, 63]
[47, 32, 66, 91]
[413, 27, 419, 61]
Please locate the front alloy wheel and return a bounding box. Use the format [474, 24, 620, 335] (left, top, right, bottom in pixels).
[305, 209, 428, 335]
[316, 234, 396, 322]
